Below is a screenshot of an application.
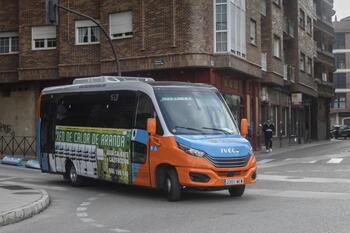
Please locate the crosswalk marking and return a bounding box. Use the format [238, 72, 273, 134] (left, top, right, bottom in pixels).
[327, 158, 343, 164]
[257, 159, 275, 165]
[303, 160, 317, 164]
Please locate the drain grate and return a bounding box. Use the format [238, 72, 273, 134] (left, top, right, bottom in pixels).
[13, 192, 40, 195]
[0, 185, 32, 190]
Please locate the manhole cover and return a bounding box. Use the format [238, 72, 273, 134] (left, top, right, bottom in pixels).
[0, 185, 32, 190]
[13, 192, 40, 195]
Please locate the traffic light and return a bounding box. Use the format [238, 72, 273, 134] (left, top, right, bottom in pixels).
[46, 0, 58, 25]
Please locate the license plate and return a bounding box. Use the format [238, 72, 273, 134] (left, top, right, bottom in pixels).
[224, 178, 244, 186]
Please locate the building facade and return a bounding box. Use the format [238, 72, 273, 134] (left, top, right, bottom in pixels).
[260, 0, 334, 147]
[0, 0, 334, 154]
[331, 16, 350, 126]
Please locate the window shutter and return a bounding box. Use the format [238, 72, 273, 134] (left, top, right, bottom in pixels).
[110, 11, 133, 38]
[32, 26, 56, 39]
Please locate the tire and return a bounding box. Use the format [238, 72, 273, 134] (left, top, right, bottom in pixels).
[68, 163, 84, 187]
[165, 168, 182, 202]
[228, 185, 245, 197]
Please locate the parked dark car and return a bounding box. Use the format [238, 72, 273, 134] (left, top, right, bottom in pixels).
[330, 125, 341, 138]
[331, 125, 350, 139]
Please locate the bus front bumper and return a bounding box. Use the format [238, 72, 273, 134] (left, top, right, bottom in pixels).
[176, 165, 257, 189]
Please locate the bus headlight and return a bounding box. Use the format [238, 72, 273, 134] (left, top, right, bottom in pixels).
[178, 144, 206, 157]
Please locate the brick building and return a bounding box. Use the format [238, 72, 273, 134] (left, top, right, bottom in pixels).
[331, 16, 350, 126]
[260, 0, 334, 146]
[0, 0, 334, 153]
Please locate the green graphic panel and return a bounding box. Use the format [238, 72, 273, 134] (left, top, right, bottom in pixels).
[56, 125, 132, 184]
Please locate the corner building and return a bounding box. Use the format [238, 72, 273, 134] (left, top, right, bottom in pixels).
[260, 0, 334, 146]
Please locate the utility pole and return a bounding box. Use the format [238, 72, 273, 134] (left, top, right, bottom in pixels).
[46, 0, 121, 76]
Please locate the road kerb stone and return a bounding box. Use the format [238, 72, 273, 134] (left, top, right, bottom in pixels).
[0, 189, 50, 226]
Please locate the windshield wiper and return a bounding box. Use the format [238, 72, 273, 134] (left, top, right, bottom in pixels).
[174, 126, 203, 133]
[202, 127, 232, 134]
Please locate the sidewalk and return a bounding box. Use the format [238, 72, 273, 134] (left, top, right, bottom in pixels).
[0, 181, 50, 226]
[255, 139, 338, 157]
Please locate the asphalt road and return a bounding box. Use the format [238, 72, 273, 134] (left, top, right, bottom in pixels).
[2, 139, 350, 233]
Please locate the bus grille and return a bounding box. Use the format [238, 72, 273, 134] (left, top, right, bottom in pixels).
[205, 155, 250, 168]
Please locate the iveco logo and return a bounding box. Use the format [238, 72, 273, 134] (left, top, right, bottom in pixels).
[221, 148, 240, 154]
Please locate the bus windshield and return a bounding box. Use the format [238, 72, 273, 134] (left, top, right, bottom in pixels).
[155, 87, 239, 135]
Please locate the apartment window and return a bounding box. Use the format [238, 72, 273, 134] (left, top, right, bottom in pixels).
[300, 53, 306, 71]
[332, 94, 346, 109]
[335, 53, 346, 69]
[299, 9, 305, 29]
[0, 32, 18, 54]
[260, 0, 267, 16]
[32, 26, 56, 50]
[75, 20, 100, 45]
[334, 33, 345, 49]
[273, 35, 281, 58]
[214, 0, 246, 57]
[306, 16, 312, 35]
[307, 57, 312, 74]
[250, 19, 257, 45]
[334, 73, 346, 89]
[110, 11, 133, 40]
[215, 0, 228, 52]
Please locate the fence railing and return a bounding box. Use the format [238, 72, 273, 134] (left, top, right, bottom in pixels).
[0, 136, 36, 158]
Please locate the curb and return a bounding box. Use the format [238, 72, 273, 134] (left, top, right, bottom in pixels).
[0, 189, 50, 226]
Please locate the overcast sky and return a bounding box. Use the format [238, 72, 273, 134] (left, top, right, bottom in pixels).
[334, 0, 350, 21]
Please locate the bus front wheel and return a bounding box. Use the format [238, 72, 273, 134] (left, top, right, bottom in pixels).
[228, 185, 245, 197]
[165, 168, 182, 202]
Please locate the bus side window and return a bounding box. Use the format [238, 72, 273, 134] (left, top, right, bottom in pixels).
[108, 91, 137, 129]
[135, 93, 163, 135]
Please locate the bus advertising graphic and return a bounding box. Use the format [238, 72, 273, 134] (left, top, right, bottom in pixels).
[55, 125, 132, 184]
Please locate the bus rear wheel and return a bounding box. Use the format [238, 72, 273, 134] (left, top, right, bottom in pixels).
[228, 185, 245, 197]
[165, 168, 182, 202]
[67, 163, 84, 186]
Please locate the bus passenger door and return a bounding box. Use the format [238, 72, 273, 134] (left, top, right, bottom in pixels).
[131, 93, 155, 187]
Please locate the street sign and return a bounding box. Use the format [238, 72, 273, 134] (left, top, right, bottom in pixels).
[292, 93, 303, 107]
[45, 0, 58, 25]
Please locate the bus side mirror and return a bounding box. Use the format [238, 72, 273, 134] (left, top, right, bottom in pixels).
[240, 118, 248, 138]
[147, 118, 156, 136]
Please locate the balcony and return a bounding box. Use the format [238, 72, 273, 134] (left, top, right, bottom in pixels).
[283, 18, 295, 39]
[283, 64, 295, 83]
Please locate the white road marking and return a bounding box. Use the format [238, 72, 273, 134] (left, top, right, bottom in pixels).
[0, 177, 16, 181]
[92, 223, 105, 228]
[303, 160, 317, 164]
[80, 202, 91, 206]
[259, 174, 350, 184]
[80, 218, 95, 223]
[110, 228, 131, 233]
[77, 212, 88, 217]
[76, 195, 130, 233]
[257, 159, 275, 165]
[248, 189, 350, 200]
[77, 207, 87, 212]
[327, 158, 343, 164]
